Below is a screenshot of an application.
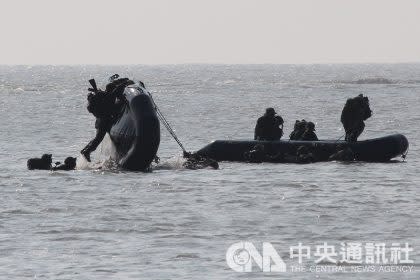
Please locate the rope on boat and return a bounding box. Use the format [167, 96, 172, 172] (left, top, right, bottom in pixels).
[147, 90, 188, 153]
[334, 134, 345, 143]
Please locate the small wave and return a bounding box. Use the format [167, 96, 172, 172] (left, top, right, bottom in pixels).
[50, 236, 82, 242]
[173, 253, 200, 259]
[157, 187, 194, 193]
[153, 156, 185, 170]
[94, 269, 117, 273]
[5, 87, 32, 94]
[38, 227, 157, 234]
[1, 209, 34, 215]
[352, 77, 395, 84]
[37, 230, 61, 234]
[330, 77, 396, 85]
[40, 207, 66, 213]
[1, 86, 41, 94]
[215, 79, 237, 85]
[326, 77, 398, 85]
[13, 87, 25, 92]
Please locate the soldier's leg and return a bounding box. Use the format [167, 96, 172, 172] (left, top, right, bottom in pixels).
[352, 121, 365, 142]
[343, 122, 352, 141]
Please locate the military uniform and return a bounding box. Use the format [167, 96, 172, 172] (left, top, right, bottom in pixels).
[254, 108, 283, 141]
[341, 94, 372, 142]
[81, 77, 133, 161]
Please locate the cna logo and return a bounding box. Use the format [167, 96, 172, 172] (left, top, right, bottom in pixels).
[226, 242, 286, 272]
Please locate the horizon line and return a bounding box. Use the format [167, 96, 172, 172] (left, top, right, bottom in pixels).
[1, 61, 420, 67]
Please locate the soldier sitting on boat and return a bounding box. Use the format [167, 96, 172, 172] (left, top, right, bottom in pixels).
[289, 119, 306, 140]
[254, 108, 284, 141]
[341, 94, 372, 142]
[289, 120, 318, 141]
[81, 75, 134, 162]
[300, 121, 319, 141]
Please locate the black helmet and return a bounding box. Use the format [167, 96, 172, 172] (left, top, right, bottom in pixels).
[297, 119, 307, 129]
[265, 107, 276, 116]
[306, 122, 316, 131]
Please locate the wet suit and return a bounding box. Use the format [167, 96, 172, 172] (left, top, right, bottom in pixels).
[81, 78, 133, 161]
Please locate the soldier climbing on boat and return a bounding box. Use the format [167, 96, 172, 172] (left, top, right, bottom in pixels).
[81, 75, 134, 162]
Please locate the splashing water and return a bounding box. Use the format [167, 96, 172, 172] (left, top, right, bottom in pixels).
[99, 134, 118, 160]
[75, 134, 119, 170]
[76, 134, 188, 171]
[152, 155, 187, 170]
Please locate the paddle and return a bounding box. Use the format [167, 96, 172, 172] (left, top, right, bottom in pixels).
[88, 79, 98, 93]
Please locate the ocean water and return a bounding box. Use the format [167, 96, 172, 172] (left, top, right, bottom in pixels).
[0, 64, 419, 279]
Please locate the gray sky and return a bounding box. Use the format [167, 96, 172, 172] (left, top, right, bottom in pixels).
[1, 0, 420, 64]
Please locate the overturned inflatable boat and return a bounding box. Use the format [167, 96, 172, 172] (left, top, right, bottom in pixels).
[196, 134, 408, 163]
[109, 84, 160, 170]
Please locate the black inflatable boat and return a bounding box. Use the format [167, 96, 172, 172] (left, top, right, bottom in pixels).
[196, 134, 408, 163]
[109, 84, 160, 170]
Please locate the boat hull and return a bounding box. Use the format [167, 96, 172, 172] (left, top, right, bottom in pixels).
[109, 86, 160, 170]
[196, 134, 409, 162]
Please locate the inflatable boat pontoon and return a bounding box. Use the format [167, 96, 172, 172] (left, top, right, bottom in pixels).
[109, 85, 160, 170]
[196, 134, 408, 163]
